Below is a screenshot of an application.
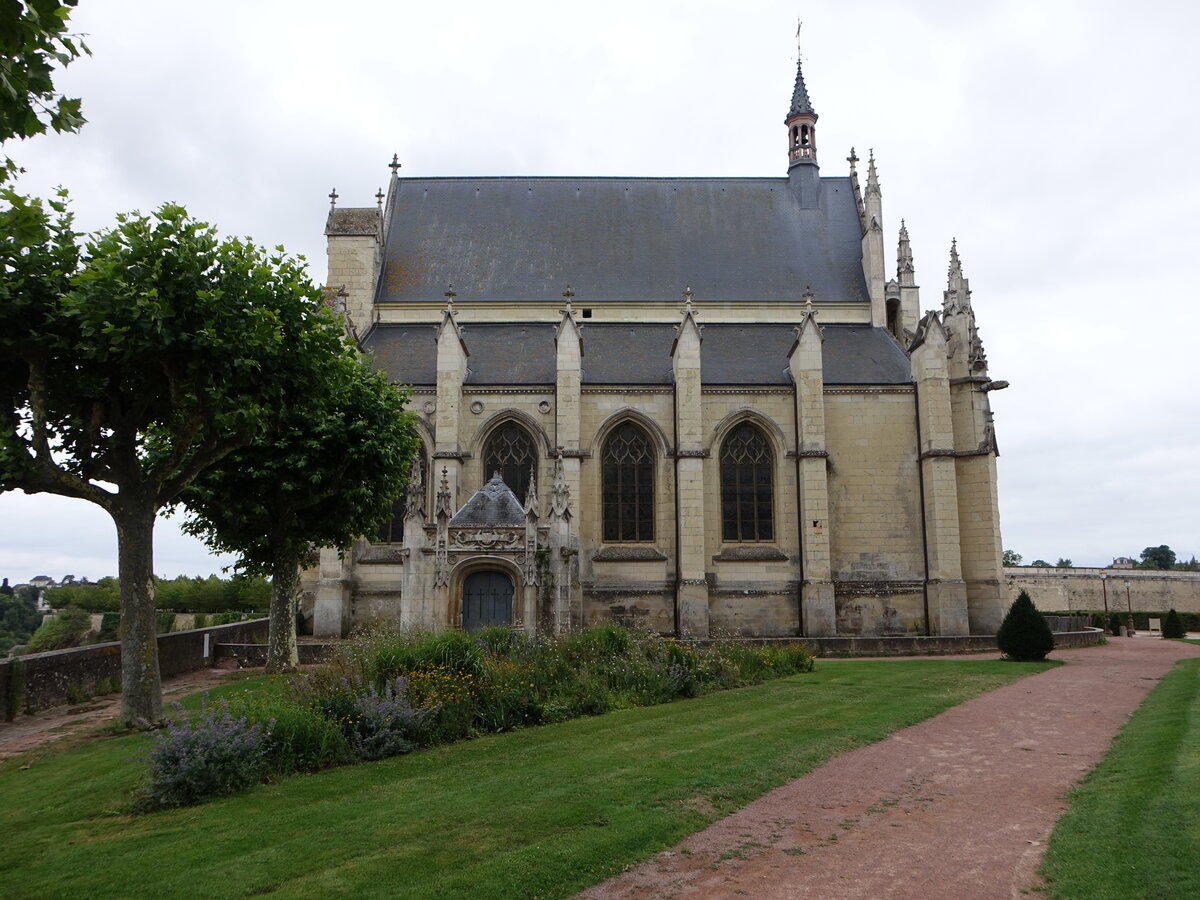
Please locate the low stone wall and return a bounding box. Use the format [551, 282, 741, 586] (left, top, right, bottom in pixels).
[1006, 567, 1200, 615]
[215, 642, 334, 667]
[1, 619, 269, 718]
[696, 629, 1104, 658]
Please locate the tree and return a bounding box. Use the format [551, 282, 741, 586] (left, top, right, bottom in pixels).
[178, 352, 417, 673]
[1055, 558, 1073, 569]
[1029, 559, 1051, 568]
[1002, 550, 1022, 566]
[0, 1, 89, 178]
[1161, 609, 1186, 640]
[0, 199, 348, 727]
[1139, 545, 1176, 570]
[996, 590, 1054, 661]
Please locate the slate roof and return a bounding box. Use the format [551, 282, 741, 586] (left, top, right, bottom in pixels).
[376, 176, 867, 304]
[362, 322, 912, 386]
[449, 473, 526, 526]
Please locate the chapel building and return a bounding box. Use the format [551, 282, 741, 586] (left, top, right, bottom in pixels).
[303, 50, 1008, 640]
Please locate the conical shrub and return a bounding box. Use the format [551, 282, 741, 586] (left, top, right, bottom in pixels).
[1161, 608, 1186, 640]
[996, 590, 1055, 661]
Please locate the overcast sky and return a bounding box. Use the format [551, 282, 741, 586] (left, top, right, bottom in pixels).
[2, 0, 1197, 581]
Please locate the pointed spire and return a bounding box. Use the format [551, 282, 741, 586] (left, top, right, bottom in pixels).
[787, 21, 816, 118]
[404, 456, 426, 521]
[674, 285, 703, 341]
[865, 149, 880, 198]
[523, 464, 538, 518]
[796, 286, 823, 342]
[434, 467, 453, 520]
[897, 219, 915, 283]
[944, 239, 970, 310]
[550, 450, 571, 521]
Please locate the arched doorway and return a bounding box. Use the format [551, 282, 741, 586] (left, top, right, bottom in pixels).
[462, 570, 514, 631]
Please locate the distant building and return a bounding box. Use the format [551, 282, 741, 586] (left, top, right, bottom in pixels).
[1111, 557, 1137, 569]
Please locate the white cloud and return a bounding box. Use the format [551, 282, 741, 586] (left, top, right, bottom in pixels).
[2, 0, 1198, 578]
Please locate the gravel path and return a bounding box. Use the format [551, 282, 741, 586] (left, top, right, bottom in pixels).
[0, 664, 241, 760]
[581, 637, 1200, 900]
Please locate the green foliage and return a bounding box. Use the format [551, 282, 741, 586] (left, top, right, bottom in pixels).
[0, 1, 89, 178]
[1108, 612, 1124, 636]
[4, 657, 25, 719]
[0, 580, 41, 650]
[1139, 545, 1176, 570]
[1002, 549, 1022, 566]
[0, 196, 354, 724]
[192, 613, 208, 630]
[0, 660, 1051, 897]
[176, 341, 418, 672]
[95, 612, 120, 642]
[43, 576, 118, 611]
[1161, 609, 1186, 640]
[996, 591, 1054, 661]
[1041, 660, 1200, 899]
[1055, 558, 1073, 568]
[155, 611, 174, 635]
[64, 681, 86, 704]
[1029, 559, 1050, 568]
[136, 699, 270, 811]
[23, 606, 89, 653]
[94, 676, 119, 695]
[299, 625, 815, 745]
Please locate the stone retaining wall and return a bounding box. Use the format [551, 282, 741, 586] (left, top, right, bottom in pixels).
[1, 619, 269, 718]
[1006, 567, 1200, 614]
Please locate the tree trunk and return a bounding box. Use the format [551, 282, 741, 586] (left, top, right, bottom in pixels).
[114, 504, 164, 728]
[266, 550, 301, 674]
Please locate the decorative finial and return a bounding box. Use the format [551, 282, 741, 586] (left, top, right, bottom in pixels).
[328, 187, 338, 208]
[389, 154, 401, 175]
[444, 284, 457, 303]
[683, 284, 695, 308]
[802, 285, 816, 316]
[796, 18, 803, 54]
[847, 147, 858, 171]
[375, 188, 385, 208]
[561, 284, 575, 314]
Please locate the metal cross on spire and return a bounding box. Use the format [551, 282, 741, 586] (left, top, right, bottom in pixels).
[389, 153, 401, 176]
[328, 187, 338, 208]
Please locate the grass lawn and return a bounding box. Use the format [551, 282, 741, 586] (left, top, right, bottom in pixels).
[0, 659, 1049, 899]
[1040, 657, 1200, 899]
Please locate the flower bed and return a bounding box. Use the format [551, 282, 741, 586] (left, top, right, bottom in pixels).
[138, 623, 814, 810]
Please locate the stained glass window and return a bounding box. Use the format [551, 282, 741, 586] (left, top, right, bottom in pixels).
[483, 423, 536, 501]
[602, 423, 654, 542]
[720, 424, 773, 542]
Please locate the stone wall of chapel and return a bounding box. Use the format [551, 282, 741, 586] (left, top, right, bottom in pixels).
[325, 234, 379, 332]
[577, 391, 676, 629]
[700, 391, 802, 636]
[825, 389, 927, 635]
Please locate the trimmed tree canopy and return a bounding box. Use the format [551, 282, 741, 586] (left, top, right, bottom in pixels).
[178, 351, 418, 672]
[0, 196, 351, 725]
[996, 590, 1054, 662]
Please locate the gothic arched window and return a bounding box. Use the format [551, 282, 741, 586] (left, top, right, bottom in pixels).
[483, 422, 536, 501]
[602, 422, 654, 542]
[720, 423, 774, 542]
[376, 452, 427, 542]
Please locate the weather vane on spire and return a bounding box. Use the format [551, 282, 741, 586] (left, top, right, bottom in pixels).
[796, 18, 803, 55]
